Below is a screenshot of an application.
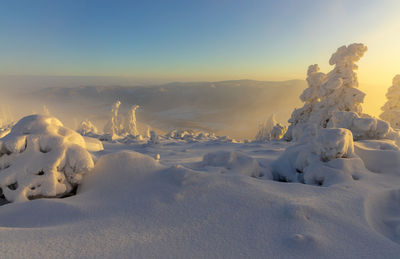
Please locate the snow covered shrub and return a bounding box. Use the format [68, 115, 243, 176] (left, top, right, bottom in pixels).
[77, 119, 99, 137]
[381, 75, 400, 129]
[254, 114, 287, 141]
[285, 43, 368, 141]
[148, 130, 159, 144]
[0, 115, 94, 202]
[166, 129, 217, 142]
[273, 128, 366, 186]
[270, 124, 287, 140]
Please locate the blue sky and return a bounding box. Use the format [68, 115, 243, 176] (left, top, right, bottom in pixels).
[1, 0, 400, 82]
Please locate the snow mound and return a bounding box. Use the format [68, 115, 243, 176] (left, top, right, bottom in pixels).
[0, 115, 94, 202]
[79, 150, 163, 197]
[273, 128, 366, 186]
[201, 151, 264, 177]
[354, 140, 400, 174]
[365, 189, 400, 244]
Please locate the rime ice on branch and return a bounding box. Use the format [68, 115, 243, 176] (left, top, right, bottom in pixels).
[381, 75, 400, 129]
[285, 43, 368, 141]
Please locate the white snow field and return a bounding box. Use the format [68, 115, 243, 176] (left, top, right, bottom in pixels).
[1, 43, 400, 258]
[1, 137, 400, 258]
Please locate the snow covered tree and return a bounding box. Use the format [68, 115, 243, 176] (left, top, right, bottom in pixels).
[255, 114, 277, 141]
[77, 119, 99, 136]
[285, 43, 368, 141]
[104, 100, 123, 137]
[380, 75, 400, 129]
[269, 123, 287, 140]
[255, 114, 287, 141]
[126, 105, 140, 136]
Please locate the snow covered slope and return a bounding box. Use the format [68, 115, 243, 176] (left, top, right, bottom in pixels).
[0, 138, 400, 258]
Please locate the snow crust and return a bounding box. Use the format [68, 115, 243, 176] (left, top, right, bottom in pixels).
[0, 115, 94, 202]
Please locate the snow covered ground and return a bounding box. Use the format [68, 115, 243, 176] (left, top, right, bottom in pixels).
[0, 136, 400, 258]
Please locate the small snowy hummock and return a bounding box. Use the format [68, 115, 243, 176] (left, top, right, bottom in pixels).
[0, 115, 94, 202]
[201, 151, 263, 178]
[381, 75, 400, 129]
[273, 128, 365, 186]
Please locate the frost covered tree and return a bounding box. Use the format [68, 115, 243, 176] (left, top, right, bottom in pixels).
[380, 75, 400, 129]
[77, 119, 99, 136]
[255, 114, 287, 141]
[255, 114, 277, 141]
[149, 130, 159, 144]
[104, 100, 122, 137]
[285, 43, 368, 141]
[145, 127, 151, 139]
[126, 105, 140, 136]
[0, 115, 94, 202]
[270, 124, 287, 140]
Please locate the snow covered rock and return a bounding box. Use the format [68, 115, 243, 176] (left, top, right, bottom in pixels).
[273, 128, 365, 186]
[381, 75, 400, 129]
[314, 128, 354, 161]
[0, 115, 94, 202]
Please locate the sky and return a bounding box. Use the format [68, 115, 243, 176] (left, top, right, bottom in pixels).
[1, 0, 400, 114]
